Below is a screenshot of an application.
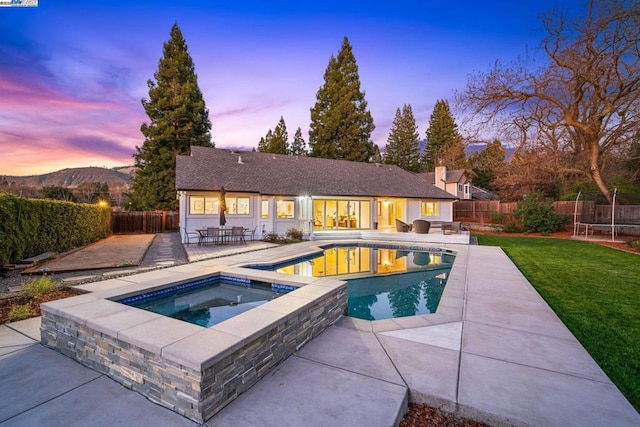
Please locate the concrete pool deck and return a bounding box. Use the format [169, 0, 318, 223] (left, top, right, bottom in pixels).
[1, 240, 639, 426]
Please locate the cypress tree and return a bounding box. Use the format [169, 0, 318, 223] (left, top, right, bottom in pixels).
[309, 36, 375, 162]
[423, 99, 460, 171]
[384, 104, 421, 172]
[130, 23, 212, 210]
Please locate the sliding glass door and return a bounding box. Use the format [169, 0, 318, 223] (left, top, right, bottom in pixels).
[313, 199, 371, 230]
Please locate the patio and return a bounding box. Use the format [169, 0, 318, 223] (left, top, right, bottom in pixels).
[1, 236, 638, 426]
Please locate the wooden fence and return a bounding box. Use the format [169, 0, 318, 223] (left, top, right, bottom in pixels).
[111, 211, 180, 234]
[454, 200, 640, 227]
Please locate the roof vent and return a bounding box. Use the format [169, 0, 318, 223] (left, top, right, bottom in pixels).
[374, 163, 382, 167]
[237, 155, 244, 164]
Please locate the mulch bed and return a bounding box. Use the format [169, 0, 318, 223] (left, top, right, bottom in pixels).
[400, 403, 488, 427]
[0, 287, 84, 324]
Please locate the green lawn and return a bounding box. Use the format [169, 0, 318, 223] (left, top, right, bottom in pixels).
[475, 234, 640, 412]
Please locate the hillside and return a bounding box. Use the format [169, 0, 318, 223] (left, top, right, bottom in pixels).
[2, 166, 133, 189]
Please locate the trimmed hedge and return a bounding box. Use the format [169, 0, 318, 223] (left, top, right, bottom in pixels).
[0, 193, 110, 265]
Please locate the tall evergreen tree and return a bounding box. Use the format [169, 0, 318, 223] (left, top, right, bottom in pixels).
[270, 116, 289, 154]
[257, 130, 273, 153]
[290, 127, 308, 156]
[423, 99, 461, 171]
[130, 23, 212, 210]
[469, 139, 506, 190]
[309, 36, 375, 162]
[384, 104, 421, 172]
[257, 117, 289, 154]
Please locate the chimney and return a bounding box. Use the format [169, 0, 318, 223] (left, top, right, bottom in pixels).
[435, 166, 447, 191]
[237, 155, 243, 164]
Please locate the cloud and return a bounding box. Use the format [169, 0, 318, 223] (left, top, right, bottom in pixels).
[64, 135, 136, 160]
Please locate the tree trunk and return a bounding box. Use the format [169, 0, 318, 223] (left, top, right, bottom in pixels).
[589, 148, 612, 203]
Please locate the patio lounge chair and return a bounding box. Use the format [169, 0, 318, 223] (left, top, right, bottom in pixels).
[395, 219, 411, 232]
[443, 221, 461, 234]
[413, 220, 431, 234]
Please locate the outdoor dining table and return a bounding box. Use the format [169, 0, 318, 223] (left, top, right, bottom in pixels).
[195, 227, 248, 245]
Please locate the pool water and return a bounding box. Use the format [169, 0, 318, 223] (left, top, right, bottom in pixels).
[118, 277, 292, 328]
[249, 245, 454, 321]
[347, 269, 448, 320]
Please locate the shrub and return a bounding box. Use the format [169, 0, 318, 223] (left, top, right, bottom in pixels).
[502, 222, 524, 233]
[0, 193, 110, 264]
[490, 212, 506, 225]
[8, 304, 34, 322]
[513, 192, 568, 233]
[285, 228, 303, 242]
[262, 232, 281, 243]
[22, 275, 58, 297]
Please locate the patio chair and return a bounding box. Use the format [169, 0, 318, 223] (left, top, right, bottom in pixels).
[230, 226, 246, 244]
[182, 227, 200, 245]
[413, 220, 431, 234]
[206, 227, 221, 245]
[244, 226, 257, 241]
[395, 219, 411, 232]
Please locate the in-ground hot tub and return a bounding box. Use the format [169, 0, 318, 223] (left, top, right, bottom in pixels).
[40, 266, 347, 423]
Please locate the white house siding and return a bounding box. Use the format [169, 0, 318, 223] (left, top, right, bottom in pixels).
[406, 199, 454, 224]
[179, 191, 455, 244]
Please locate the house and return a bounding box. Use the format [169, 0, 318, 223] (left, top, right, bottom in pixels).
[420, 166, 472, 200]
[176, 147, 458, 242]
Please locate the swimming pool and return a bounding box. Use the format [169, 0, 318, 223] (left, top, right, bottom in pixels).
[118, 276, 294, 327]
[248, 245, 455, 321]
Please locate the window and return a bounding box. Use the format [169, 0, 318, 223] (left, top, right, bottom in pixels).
[189, 195, 249, 215]
[421, 201, 439, 217]
[276, 200, 295, 218]
[189, 196, 217, 215]
[458, 184, 463, 193]
[227, 197, 250, 215]
[261, 200, 269, 218]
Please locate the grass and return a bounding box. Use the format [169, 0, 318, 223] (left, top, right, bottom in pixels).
[475, 234, 640, 412]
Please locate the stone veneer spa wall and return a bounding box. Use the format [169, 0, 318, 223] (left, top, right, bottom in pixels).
[40, 273, 347, 423]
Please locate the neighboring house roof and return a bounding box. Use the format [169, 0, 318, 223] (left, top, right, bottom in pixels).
[176, 147, 457, 200]
[471, 185, 498, 200]
[419, 169, 469, 185]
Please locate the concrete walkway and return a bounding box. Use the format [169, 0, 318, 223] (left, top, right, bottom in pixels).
[1, 240, 638, 426]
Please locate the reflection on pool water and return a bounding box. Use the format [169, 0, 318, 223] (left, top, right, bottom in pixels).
[118, 276, 293, 328]
[250, 245, 454, 321]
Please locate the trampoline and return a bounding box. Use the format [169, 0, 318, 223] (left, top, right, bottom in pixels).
[573, 189, 640, 241]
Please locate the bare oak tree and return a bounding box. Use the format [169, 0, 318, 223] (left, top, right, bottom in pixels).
[457, 0, 640, 202]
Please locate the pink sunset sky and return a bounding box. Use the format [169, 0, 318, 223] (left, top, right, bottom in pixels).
[1, 0, 584, 176]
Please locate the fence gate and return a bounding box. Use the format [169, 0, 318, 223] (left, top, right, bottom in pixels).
[111, 211, 180, 234]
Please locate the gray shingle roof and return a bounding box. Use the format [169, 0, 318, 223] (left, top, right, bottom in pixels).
[420, 169, 469, 184]
[177, 147, 457, 200]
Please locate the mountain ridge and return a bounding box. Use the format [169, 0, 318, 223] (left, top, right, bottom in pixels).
[2, 166, 133, 189]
